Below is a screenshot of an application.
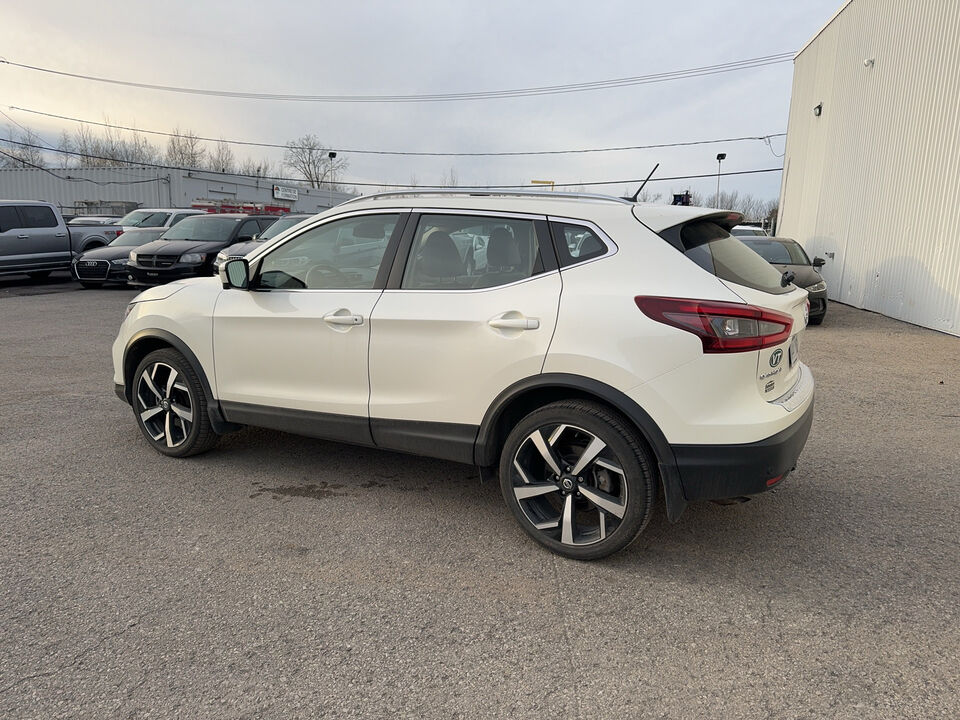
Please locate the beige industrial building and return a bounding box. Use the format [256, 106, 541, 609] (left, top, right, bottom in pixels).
[777, 0, 960, 336]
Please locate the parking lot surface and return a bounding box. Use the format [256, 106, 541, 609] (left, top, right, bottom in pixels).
[1, 278, 958, 719]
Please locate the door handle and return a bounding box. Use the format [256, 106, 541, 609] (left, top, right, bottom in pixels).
[17, 234, 29, 239]
[55, 232, 67, 237]
[323, 310, 364, 326]
[488, 315, 540, 330]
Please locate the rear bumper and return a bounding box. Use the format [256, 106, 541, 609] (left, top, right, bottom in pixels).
[671, 399, 814, 502]
[808, 291, 828, 319]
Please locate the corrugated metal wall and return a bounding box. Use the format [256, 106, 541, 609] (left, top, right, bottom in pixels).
[0, 167, 356, 214]
[778, 0, 960, 336]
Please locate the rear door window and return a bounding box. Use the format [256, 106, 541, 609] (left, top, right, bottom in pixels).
[19, 205, 59, 228]
[551, 222, 608, 267]
[673, 220, 790, 295]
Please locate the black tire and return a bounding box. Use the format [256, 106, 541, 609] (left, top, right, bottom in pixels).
[27, 271, 51, 280]
[499, 400, 656, 560]
[809, 315, 824, 326]
[132, 348, 219, 458]
[80, 281, 103, 289]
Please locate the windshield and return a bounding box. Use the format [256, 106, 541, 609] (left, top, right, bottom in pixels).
[258, 215, 308, 242]
[109, 231, 157, 247]
[118, 210, 170, 228]
[160, 216, 242, 242]
[741, 238, 811, 265]
[675, 220, 790, 295]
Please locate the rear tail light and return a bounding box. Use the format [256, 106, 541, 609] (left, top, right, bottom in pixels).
[115, 229, 124, 238]
[635, 296, 793, 353]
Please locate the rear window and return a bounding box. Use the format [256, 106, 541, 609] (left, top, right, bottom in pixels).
[675, 220, 790, 295]
[741, 238, 810, 265]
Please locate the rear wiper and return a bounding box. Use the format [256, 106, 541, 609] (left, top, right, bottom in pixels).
[781, 270, 796, 287]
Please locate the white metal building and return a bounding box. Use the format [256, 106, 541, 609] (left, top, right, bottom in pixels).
[777, 0, 960, 336]
[0, 166, 356, 215]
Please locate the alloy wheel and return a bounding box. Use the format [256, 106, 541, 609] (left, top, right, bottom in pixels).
[136, 362, 194, 448]
[511, 424, 628, 546]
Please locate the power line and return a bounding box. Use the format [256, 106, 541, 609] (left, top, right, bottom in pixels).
[8, 106, 786, 158]
[0, 136, 782, 189]
[0, 147, 162, 185]
[0, 53, 795, 103]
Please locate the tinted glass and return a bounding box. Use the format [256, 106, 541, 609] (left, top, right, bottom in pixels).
[258, 213, 398, 290]
[551, 222, 607, 267]
[402, 214, 543, 290]
[237, 220, 261, 239]
[257, 215, 309, 242]
[0, 206, 21, 233]
[741, 238, 811, 265]
[118, 210, 171, 228]
[679, 221, 789, 295]
[160, 216, 243, 242]
[110, 231, 158, 247]
[19, 205, 58, 228]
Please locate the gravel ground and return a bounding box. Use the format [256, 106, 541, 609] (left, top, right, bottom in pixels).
[1, 277, 958, 719]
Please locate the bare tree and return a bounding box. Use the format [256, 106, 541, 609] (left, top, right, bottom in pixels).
[55, 130, 74, 167]
[208, 140, 236, 173]
[439, 167, 459, 187]
[238, 156, 276, 177]
[283, 134, 347, 188]
[166, 128, 206, 168]
[68, 121, 160, 167]
[635, 189, 663, 203]
[0, 126, 47, 168]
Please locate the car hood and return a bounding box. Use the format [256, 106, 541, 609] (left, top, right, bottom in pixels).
[76, 245, 134, 261]
[773, 263, 823, 288]
[137, 239, 230, 256]
[220, 240, 263, 257]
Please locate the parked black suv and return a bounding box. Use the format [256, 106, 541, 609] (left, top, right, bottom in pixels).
[126, 214, 277, 286]
[740, 236, 829, 324]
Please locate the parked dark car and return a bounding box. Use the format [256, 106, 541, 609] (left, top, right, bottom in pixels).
[740, 236, 828, 324]
[126, 214, 277, 286]
[211, 213, 311, 272]
[72, 228, 167, 288]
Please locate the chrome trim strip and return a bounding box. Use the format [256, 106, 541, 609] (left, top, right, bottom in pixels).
[339, 190, 632, 207]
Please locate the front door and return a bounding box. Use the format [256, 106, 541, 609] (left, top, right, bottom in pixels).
[213, 212, 403, 443]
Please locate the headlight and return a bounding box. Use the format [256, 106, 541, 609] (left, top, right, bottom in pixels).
[180, 253, 206, 264]
[111, 258, 128, 265]
[129, 251, 138, 263]
[805, 281, 826, 293]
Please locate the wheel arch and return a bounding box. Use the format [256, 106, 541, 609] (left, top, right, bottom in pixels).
[476, 373, 688, 522]
[122, 329, 240, 434]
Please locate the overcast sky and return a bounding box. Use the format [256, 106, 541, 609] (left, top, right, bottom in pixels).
[1, 0, 841, 201]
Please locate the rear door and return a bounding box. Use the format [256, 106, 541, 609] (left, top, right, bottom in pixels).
[367, 211, 561, 460]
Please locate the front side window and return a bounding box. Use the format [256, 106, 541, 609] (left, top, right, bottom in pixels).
[19, 205, 58, 228]
[258, 213, 398, 290]
[402, 214, 544, 290]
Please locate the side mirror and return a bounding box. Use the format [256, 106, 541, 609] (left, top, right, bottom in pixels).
[812, 256, 826, 269]
[236, 235, 255, 243]
[223, 258, 250, 290]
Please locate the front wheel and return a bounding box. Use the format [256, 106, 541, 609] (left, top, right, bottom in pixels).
[132, 349, 219, 457]
[499, 400, 656, 560]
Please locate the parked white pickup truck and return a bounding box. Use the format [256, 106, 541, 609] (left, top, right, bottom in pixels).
[0, 200, 124, 279]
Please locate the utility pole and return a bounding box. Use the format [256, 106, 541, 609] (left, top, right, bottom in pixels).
[715, 153, 726, 208]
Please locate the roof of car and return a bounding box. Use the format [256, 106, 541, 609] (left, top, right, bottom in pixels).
[129, 208, 204, 213]
[334, 191, 740, 233]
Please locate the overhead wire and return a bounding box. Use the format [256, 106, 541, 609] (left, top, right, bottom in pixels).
[0, 147, 163, 185]
[8, 106, 786, 158]
[0, 137, 782, 190]
[0, 53, 795, 103]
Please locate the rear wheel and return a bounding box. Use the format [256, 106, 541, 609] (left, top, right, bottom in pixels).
[27, 270, 51, 280]
[499, 400, 656, 560]
[132, 349, 219, 457]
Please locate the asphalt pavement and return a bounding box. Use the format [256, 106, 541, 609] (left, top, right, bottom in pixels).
[1, 278, 958, 719]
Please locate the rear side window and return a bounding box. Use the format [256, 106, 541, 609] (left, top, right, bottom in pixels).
[0, 206, 21, 233]
[551, 222, 608, 267]
[19, 205, 58, 228]
[675, 220, 789, 295]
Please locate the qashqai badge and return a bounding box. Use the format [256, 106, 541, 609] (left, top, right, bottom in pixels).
[769, 349, 783, 367]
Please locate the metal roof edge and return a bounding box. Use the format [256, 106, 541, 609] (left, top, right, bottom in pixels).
[795, 0, 855, 61]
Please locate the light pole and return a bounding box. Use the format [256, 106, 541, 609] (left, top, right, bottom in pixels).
[715, 153, 726, 208]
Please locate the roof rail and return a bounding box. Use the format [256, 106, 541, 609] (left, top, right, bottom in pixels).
[339, 189, 633, 206]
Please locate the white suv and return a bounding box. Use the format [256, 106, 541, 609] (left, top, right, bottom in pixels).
[112, 191, 814, 559]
